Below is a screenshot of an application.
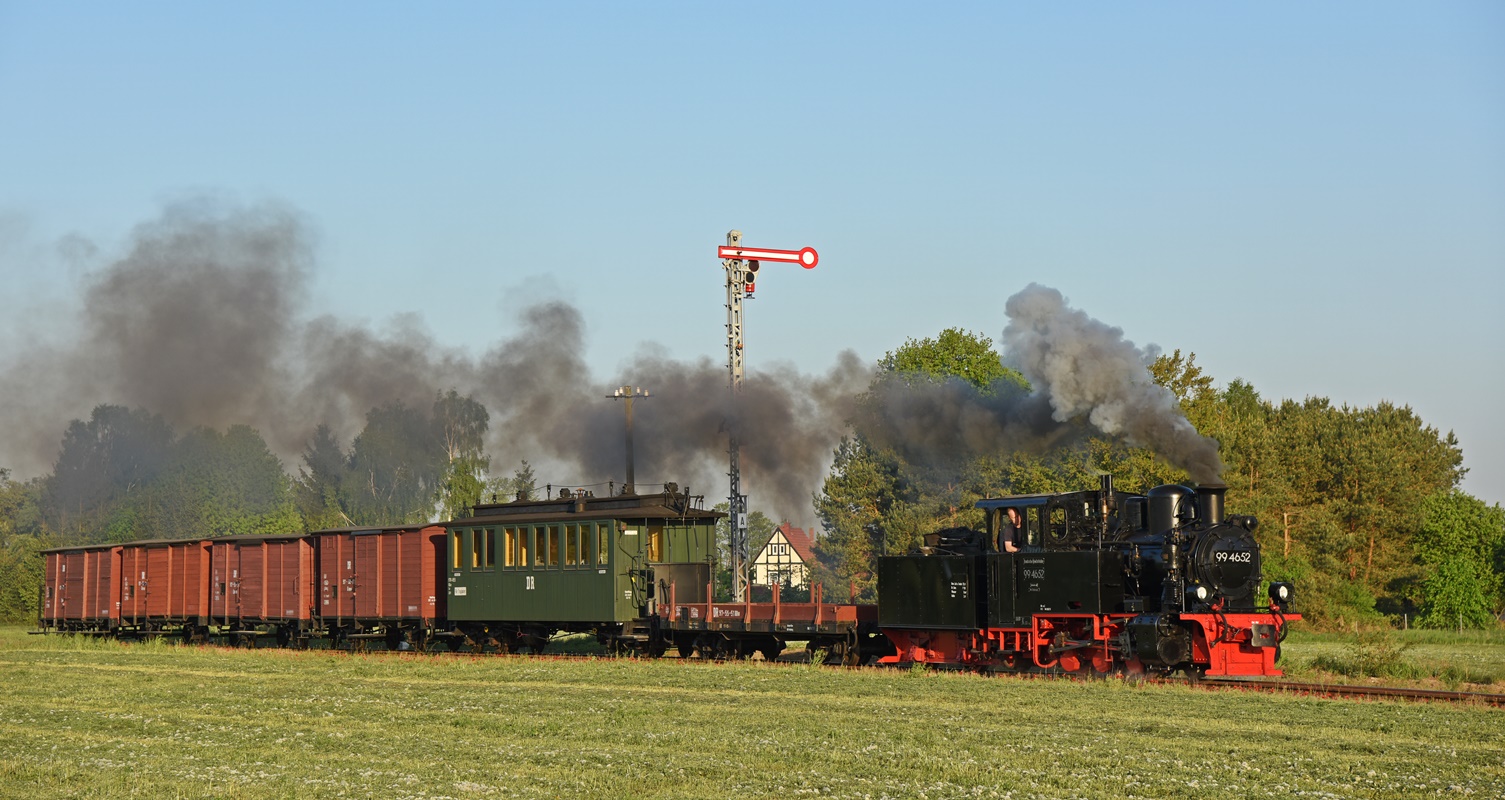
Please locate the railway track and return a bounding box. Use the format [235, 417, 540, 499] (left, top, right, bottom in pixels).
[1199, 677, 1505, 706]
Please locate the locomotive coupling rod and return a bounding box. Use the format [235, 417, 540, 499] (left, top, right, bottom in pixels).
[1049, 639, 1115, 654]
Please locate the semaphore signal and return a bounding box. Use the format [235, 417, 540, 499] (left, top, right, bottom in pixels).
[719, 231, 817, 602]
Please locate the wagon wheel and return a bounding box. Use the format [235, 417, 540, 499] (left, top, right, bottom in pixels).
[759, 640, 784, 662]
[806, 640, 832, 665]
[497, 630, 519, 655]
[275, 626, 294, 649]
[692, 634, 717, 660]
[385, 627, 406, 651]
[836, 629, 864, 667]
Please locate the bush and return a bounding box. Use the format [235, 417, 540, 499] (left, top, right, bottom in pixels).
[1310, 630, 1419, 679]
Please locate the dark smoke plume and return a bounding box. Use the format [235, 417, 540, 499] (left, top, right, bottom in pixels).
[863, 283, 1224, 483]
[0, 200, 869, 518]
[0, 201, 1220, 523]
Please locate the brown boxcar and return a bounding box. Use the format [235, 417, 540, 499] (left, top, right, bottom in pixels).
[41, 544, 121, 630]
[209, 534, 316, 630]
[118, 538, 212, 627]
[314, 525, 447, 628]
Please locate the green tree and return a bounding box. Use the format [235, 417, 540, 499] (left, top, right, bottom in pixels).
[44, 405, 173, 540]
[1415, 490, 1505, 628]
[877, 328, 1028, 392]
[141, 425, 301, 539]
[344, 402, 445, 525]
[485, 460, 538, 504]
[0, 470, 50, 623]
[433, 390, 491, 520]
[296, 424, 351, 530]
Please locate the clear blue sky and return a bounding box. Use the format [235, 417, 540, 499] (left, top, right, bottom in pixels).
[2, 2, 1502, 504]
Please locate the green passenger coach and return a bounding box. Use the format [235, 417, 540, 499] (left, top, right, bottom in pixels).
[441, 483, 721, 654]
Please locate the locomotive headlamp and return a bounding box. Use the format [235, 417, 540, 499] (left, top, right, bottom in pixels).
[1268, 582, 1294, 612]
[1186, 584, 1209, 607]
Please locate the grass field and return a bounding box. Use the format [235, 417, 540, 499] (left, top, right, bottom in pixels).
[1280, 628, 1505, 688]
[1, 628, 1501, 799]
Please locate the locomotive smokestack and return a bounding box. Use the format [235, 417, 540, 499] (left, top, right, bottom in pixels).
[1196, 482, 1227, 526]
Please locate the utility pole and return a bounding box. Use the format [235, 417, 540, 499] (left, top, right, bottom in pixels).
[608, 386, 649, 494]
[718, 231, 818, 601]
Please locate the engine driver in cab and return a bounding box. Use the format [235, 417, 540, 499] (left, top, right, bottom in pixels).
[999, 507, 1022, 553]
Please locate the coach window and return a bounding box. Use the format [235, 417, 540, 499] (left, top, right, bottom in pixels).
[597, 524, 610, 566]
[452, 531, 462, 570]
[546, 525, 560, 566]
[647, 525, 664, 563]
[520, 527, 532, 569]
[503, 528, 516, 568]
[565, 524, 578, 568]
[485, 528, 496, 569]
[471, 529, 483, 570]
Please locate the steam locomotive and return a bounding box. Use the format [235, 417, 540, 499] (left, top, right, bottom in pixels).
[39, 476, 1295, 677]
[876, 477, 1297, 676]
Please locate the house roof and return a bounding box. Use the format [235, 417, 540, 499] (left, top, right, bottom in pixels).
[774, 523, 815, 563]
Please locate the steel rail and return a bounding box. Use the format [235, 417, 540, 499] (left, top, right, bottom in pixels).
[1198, 677, 1505, 706]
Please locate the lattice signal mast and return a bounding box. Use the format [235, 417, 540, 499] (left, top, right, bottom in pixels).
[719, 231, 818, 601]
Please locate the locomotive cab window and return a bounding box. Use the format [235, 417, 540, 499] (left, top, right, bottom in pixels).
[1025, 507, 1041, 546]
[1049, 507, 1067, 543]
